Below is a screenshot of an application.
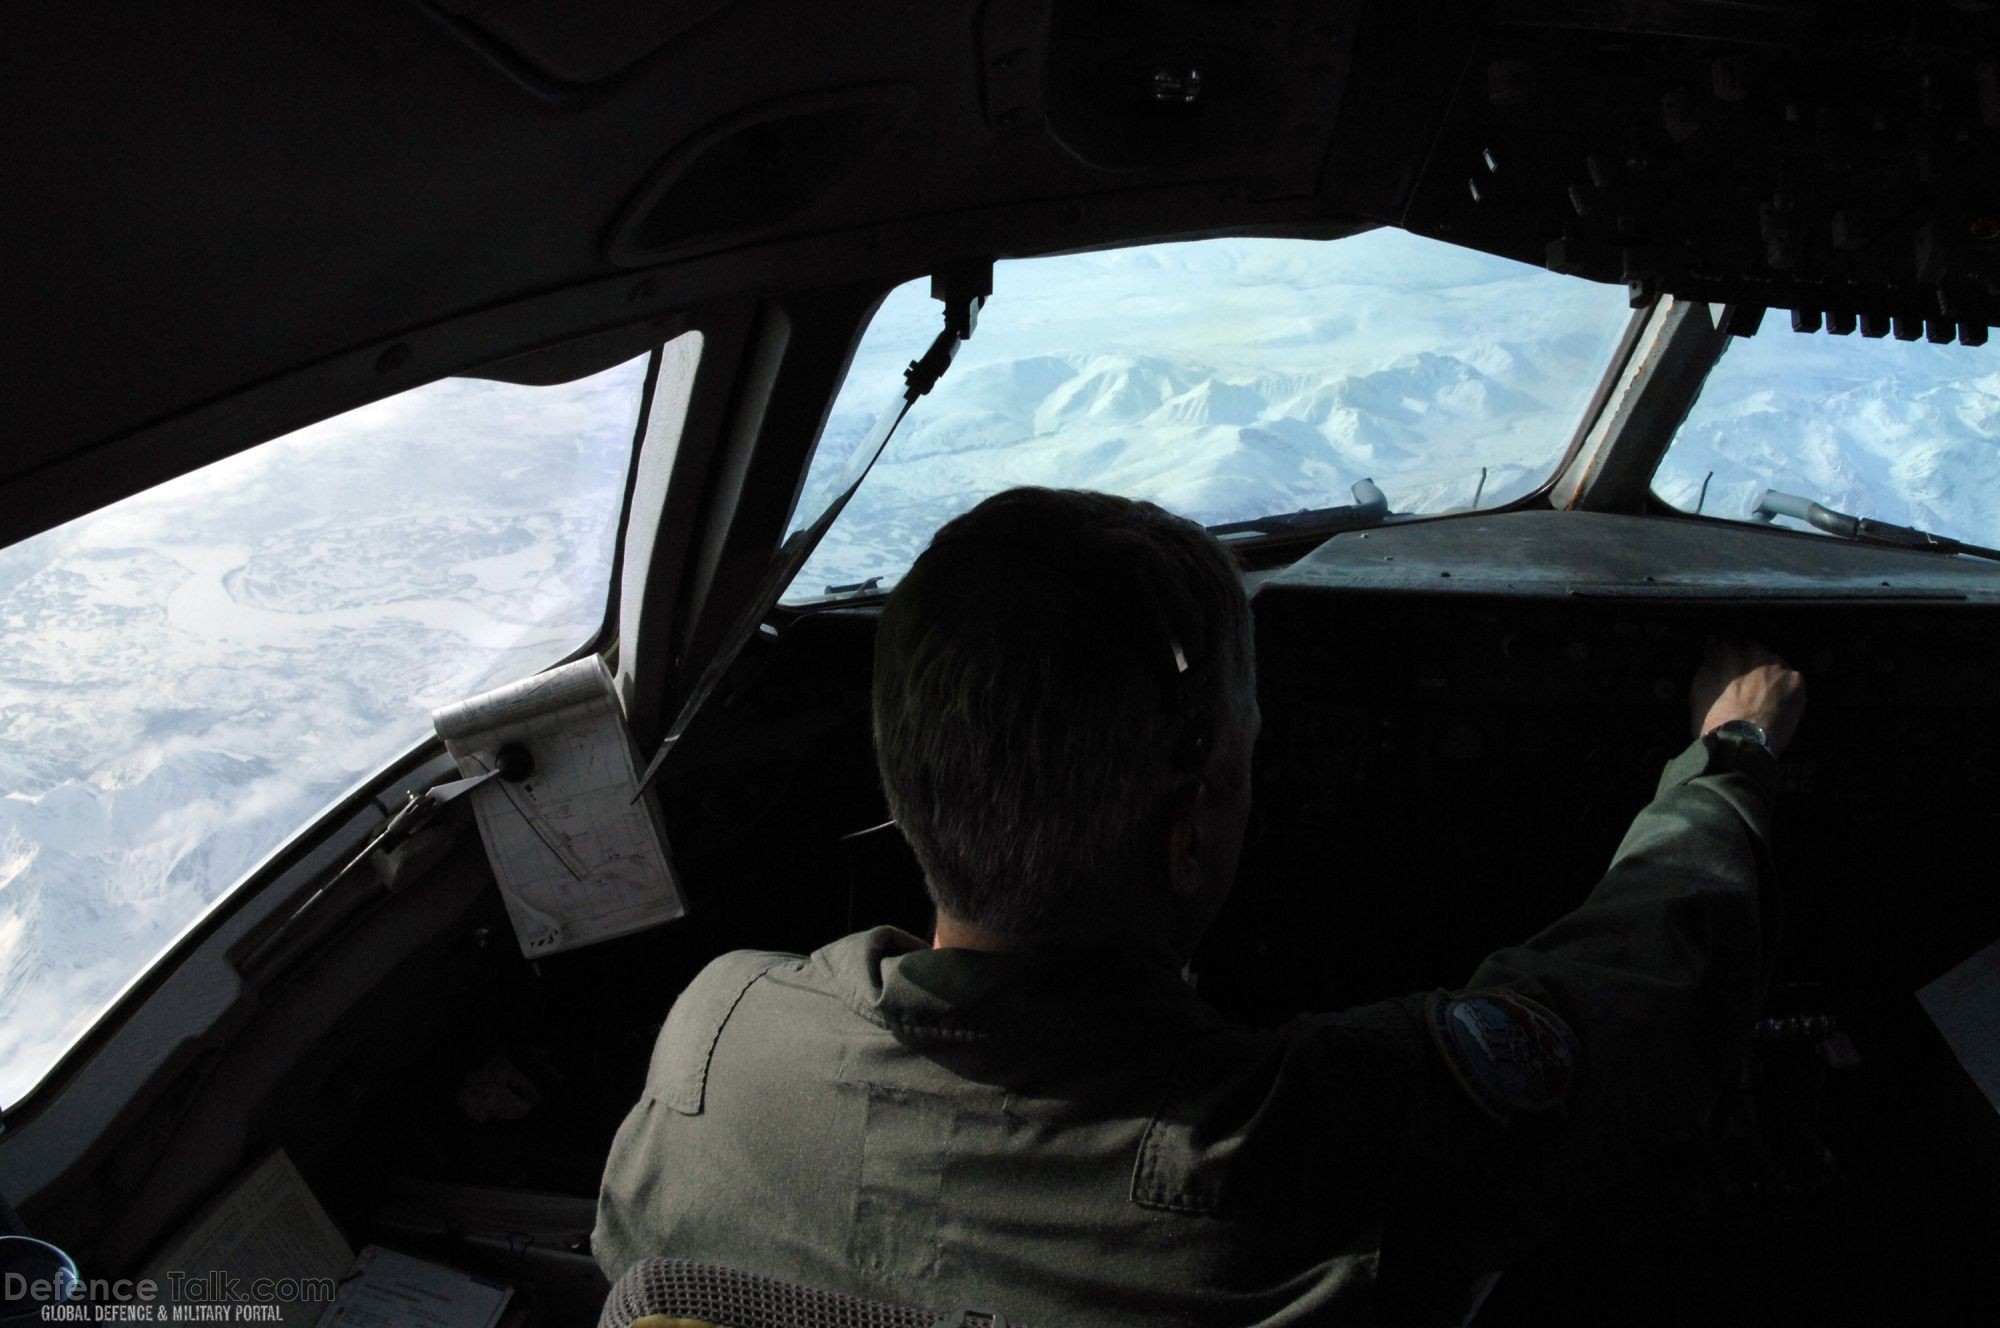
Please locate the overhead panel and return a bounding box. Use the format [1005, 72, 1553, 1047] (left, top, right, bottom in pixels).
[1399, 0, 2000, 341]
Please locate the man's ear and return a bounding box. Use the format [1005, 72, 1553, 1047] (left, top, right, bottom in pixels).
[1165, 780, 1206, 900]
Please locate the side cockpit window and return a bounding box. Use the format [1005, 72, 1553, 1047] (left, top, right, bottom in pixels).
[0, 352, 658, 1107]
[1655, 327, 1997, 548]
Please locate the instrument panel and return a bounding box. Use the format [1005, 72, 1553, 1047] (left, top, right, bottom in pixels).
[1210, 512, 2000, 1018]
[1207, 591, 2000, 1011]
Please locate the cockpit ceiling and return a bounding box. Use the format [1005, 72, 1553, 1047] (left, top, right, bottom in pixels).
[11, 0, 1999, 528]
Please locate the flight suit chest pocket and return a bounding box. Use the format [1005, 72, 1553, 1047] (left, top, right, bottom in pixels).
[644, 951, 792, 1115]
[1131, 1031, 1275, 1216]
[1133, 1117, 1228, 1214]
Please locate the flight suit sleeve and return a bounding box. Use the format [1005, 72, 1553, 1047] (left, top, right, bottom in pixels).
[1374, 735, 1779, 1324]
[1468, 732, 1778, 1126]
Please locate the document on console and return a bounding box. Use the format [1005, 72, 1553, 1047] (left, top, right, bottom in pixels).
[1918, 935, 2000, 1120]
[313, 1247, 510, 1328]
[433, 655, 685, 958]
[143, 1150, 352, 1328]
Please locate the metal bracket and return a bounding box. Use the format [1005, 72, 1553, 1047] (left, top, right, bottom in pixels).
[904, 259, 993, 399]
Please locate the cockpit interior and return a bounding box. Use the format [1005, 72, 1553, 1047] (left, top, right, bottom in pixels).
[5, 2, 1999, 1325]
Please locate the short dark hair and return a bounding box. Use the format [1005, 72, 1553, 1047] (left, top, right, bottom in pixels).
[872, 487, 1255, 937]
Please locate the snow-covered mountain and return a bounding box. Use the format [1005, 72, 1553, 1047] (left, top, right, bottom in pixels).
[1657, 335, 2000, 546]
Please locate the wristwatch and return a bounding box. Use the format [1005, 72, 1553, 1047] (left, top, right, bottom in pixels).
[1707, 718, 1771, 754]
[1703, 718, 1778, 781]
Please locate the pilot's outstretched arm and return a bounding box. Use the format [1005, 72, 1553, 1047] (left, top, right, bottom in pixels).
[1374, 641, 1806, 1323]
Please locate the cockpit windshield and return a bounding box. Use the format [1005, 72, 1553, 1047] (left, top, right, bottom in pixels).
[784, 231, 1636, 600]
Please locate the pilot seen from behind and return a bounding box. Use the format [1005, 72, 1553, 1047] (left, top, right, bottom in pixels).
[595, 486, 1807, 1326]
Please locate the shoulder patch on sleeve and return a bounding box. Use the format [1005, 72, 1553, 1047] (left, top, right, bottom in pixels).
[645, 949, 795, 1115]
[1426, 989, 1580, 1123]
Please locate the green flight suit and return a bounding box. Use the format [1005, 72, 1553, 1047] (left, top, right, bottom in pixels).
[594, 737, 1777, 1326]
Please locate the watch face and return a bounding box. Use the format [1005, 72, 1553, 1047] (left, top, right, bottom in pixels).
[1711, 719, 1771, 753]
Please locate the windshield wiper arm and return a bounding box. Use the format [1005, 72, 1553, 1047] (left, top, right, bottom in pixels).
[1210, 479, 1390, 539]
[1752, 490, 2000, 563]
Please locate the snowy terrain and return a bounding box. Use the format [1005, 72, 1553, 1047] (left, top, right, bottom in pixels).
[4, 230, 1994, 1107]
[1657, 330, 2000, 546]
[0, 359, 645, 1106]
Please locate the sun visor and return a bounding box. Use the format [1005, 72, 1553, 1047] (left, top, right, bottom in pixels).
[606, 85, 918, 265]
[425, 0, 739, 88]
[465, 314, 689, 386]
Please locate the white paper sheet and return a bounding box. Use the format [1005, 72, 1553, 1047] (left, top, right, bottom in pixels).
[144, 1150, 354, 1328]
[1917, 935, 2000, 1118]
[312, 1247, 510, 1328]
[433, 655, 685, 958]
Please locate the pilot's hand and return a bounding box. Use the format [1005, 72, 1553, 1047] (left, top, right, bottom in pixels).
[1690, 638, 1807, 757]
